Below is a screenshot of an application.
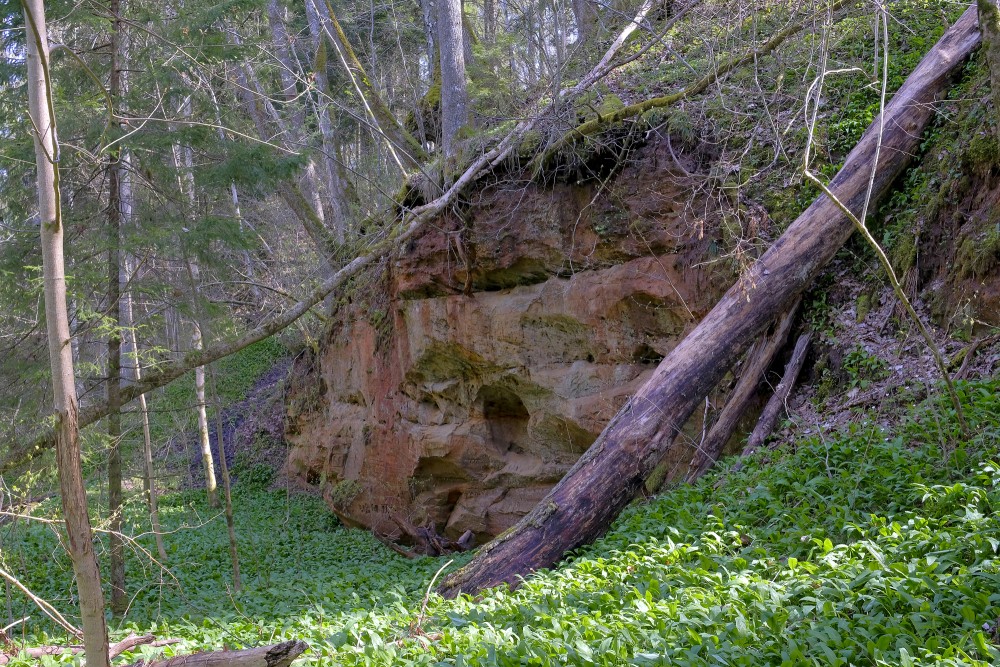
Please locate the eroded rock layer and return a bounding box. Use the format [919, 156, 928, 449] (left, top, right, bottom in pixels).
[284, 138, 733, 541]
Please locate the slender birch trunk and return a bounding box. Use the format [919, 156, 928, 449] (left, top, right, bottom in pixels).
[190, 280, 218, 508]
[209, 366, 241, 591]
[121, 260, 168, 561]
[116, 143, 163, 564]
[170, 101, 219, 508]
[23, 1, 111, 663]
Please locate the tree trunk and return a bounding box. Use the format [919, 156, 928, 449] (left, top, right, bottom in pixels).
[143, 640, 307, 667]
[978, 0, 1000, 134]
[106, 134, 125, 618]
[525, 4, 537, 85]
[304, 0, 360, 241]
[106, 0, 126, 616]
[310, 0, 427, 165]
[742, 333, 811, 459]
[553, 4, 567, 70]
[572, 0, 597, 46]
[420, 0, 437, 68]
[438, 0, 468, 162]
[169, 102, 220, 509]
[483, 0, 495, 43]
[461, 0, 475, 65]
[266, 0, 341, 247]
[685, 300, 799, 482]
[267, 0, 299, 103]
[22, 1, 112, 664]
[437, 6, 982, 598]
[192, 322, 218, 508]
[122, 253, 168, 562]
[209, 366, 241, 591]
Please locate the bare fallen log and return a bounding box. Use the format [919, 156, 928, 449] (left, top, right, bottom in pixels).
[2, 638, 302, 667]
[437, 6, 981, 598]
[0, 633, 176, 665]
[741, 332, 812, 460]
[685, 301, 800, 483]
[136, 640, 308, 667]
[955, 333, 1000, 380]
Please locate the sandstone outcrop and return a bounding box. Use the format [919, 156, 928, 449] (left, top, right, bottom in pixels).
[284, 138, 734, 542]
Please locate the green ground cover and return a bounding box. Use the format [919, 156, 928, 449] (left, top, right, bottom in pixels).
[4, 378, 1000, 666]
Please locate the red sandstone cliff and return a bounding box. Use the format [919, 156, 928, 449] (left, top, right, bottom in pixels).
[284, 138, 735, 542]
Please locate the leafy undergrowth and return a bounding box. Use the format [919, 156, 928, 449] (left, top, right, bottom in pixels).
[5, 379, 1000, 666]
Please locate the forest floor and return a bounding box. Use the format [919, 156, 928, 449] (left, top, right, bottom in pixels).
[757, 259, 1000, 462]
[4, 363, 1000, 666]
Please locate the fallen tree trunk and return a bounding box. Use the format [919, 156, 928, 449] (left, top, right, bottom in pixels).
[685, 300, 800, 482]
[139, 640, 307, 667]
[2, 639, 302, 667]
[437, 6, 981, 598]
[741, 333, 812, 460]
[0, 633, 177, 665]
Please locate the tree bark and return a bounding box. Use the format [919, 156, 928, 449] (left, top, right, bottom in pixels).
[170, 120, 220, 509]
[106, 0, 126, 616]
[192, 322, 219, 507]
[684, 300, 799, 483]
[438, 0, 468, 162]
[978, 0, 1000, 134]
[572, 0, 597, 46]
[741, 333, 811, 459]
[437, 6, 982, 599]
[209, 366, 241, 591]
[22, 1, 111, 664]
[303, 0, 360, 241]
[266, 0, 300, 103]
[122, 254, 168, 562]
[142, 640, 307, 667]
[483, 0, 495, 43]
